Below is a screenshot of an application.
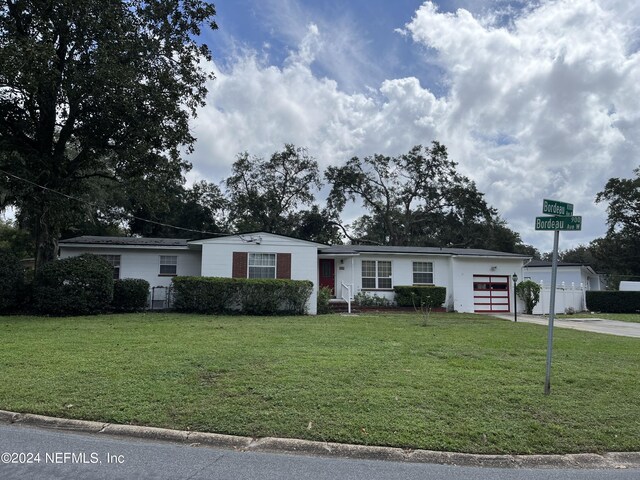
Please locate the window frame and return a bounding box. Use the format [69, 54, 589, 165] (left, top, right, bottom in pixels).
[248, 252, 277, 279]
[99, 254, 121, 280]
[361, 260, 393, 290]
[412, 261, 434, 285]
[159, 255, 178, 276]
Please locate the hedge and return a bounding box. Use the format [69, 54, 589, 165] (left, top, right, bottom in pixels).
[112, 278, 150, 312]
[0, 251, 25, 312]
[394, 285, 446, 308]
[586, 291, 640, 313]
[172, 277, 314, 315]
[34, 254, 114, 315]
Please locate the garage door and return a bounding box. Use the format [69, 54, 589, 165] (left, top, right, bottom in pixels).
[473, 275, 510, 313]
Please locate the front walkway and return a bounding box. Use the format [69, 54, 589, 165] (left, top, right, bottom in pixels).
[493, 314, 640, 338]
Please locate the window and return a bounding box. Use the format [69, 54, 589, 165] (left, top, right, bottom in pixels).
[159, 255, 177, 276]
[99, 255, 121, 280]
[248, 253, 276, 279]
[362, 260, 392, 289]
[413, 262, 433, 285]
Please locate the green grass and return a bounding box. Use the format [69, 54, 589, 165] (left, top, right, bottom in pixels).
[1, 312, 639, 454]
[558, 312, 640, 323]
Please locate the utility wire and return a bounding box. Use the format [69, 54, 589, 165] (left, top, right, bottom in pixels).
[0, 168, 231, 237]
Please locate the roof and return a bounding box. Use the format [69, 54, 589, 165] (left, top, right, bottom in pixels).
[59, 236, 190, 247]
[524, 259, 600, 275]
[319, 244, 529, 258]
[525, 260, 590, 268]
[188, 231, 328, 247]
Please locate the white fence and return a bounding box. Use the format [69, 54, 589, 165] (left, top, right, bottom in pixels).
[531, 281, 587, 315]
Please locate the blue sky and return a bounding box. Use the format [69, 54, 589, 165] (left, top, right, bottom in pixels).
[209, 0, 440, 92]
[182, 0, 640, 251]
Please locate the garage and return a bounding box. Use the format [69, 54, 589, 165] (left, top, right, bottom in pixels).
[473, 275, 510, 313]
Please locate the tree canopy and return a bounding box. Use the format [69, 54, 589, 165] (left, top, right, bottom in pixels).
[592, 167, 640, 281]
[225, 144, 341, 243]
[547, 167, 640, 286]
[326, 142, 526, 250]
[0, 0, 217, 269]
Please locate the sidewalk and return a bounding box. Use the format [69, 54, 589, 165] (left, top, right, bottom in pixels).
[493, 314, 640, 338]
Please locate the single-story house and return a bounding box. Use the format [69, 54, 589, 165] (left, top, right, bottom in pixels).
[59, 232, 531, 315]
[521, 260, 604, 314]
[522, 260, 603, 291]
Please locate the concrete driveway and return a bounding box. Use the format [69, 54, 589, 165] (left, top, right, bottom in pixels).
[493, 314, 640, 338]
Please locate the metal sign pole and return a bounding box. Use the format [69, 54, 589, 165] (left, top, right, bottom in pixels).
[544, 229, 560, 395]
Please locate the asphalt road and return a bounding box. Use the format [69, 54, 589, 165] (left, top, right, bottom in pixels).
[1, 424, 638, 480]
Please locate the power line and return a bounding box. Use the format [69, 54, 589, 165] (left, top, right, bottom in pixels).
[0, 168, 230, 237]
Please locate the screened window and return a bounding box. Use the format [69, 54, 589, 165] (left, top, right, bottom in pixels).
[248, 253, 276, 279]
[159, 255, 177, 276]
[99, 255, 121, 280]
[413, 262, 433, 285]
[362, 260, 392, 289]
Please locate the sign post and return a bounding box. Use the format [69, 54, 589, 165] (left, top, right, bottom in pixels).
[535, 199, 581, 395]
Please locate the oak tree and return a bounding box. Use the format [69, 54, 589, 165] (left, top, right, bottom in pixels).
[326, 143, 503, 247]
[0, 0, 217, 269]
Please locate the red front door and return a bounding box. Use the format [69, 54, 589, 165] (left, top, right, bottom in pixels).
[319, 259, 335, 295]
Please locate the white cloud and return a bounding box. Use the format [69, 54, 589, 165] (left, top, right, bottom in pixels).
[405, 0, 640, 249]
[188, 0, 640, 251]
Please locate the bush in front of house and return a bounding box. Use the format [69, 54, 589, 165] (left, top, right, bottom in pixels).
[317, 286, 332, 314]
[172, 277, 240, 314]
[586, 291, 640, 313]
[516, 280, 541, 314]
[354, 291, 391, 307]
[172, 277, 313, 315]
[0, 250, 25, 313]
[394, 286, 446, 309]
[112, 278, 150, 312]
[34, 254, 114, 315]
[256, 279, 313, 315]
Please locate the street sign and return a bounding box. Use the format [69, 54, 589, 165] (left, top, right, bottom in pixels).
[535, 216, 582, 231]
[542, 199, 573, 217]
[535, 199, 581, 395]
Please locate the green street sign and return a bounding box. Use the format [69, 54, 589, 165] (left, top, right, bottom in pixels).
[543, 199, 574, 216]
[535, 216, 582, 231]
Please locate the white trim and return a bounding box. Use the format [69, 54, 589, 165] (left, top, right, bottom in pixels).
[189, 231, 327, 248]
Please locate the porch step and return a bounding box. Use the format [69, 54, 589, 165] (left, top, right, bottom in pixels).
[327, 300, 360, 314]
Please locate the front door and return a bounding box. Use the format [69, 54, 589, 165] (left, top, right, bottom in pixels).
[319, 259, 335, 296]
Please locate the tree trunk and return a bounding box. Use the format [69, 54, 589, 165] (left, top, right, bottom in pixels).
[34, 205, 60, 273]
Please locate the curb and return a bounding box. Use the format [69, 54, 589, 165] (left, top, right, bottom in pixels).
[1, 410, 638, 470]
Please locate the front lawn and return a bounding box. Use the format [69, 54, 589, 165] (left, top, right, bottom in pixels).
[1, 312, 638, 454]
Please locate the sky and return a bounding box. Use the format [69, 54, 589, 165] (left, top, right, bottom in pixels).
[184, 0, 640, 252]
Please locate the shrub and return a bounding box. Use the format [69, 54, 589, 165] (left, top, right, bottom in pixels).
[516, 280, 541, 315]
[354, 291, 391, 307]
[394, 286, 446, 308]
[0, 250, 24, 313]
[34, 254, 114, 315]
[172, 277, 241, 314]
[172, 277, 313, 315]
[275, 280, 314, 315]
[112, 278, 150, 312]
[317, 286, 332, 314]
[586, 291, 640, 313]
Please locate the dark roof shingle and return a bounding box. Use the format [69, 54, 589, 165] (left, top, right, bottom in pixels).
[319, 245, 529, 258]
[59, 236, 189, 247]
